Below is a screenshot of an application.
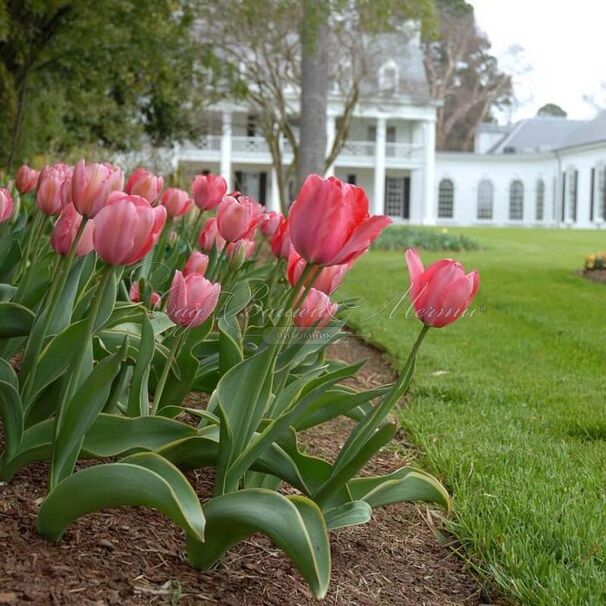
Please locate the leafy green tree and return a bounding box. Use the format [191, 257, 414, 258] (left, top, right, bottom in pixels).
[0, 1, 211, 171]
[537, 103, 567, 118]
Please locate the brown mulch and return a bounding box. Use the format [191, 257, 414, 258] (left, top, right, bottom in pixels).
[0, 335, 494, 605]
[582, 269, 606, 283]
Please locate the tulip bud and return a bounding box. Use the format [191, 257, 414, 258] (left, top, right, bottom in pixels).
[50, 203, 94, 257]
[287, 247, 350, 295]
[125, 168, 164, 204]
[167, 270, 221, 328]
[0, 188, 14, 223]
[37, 163, 73, 215]
[161, 187, 193, 218]
[226, 239, 255, 270]
[15, 165, 40, 194]
[72, 160, 124, 217]
[405, 248, 479, 328]
[93, 194, 166, 266]
[259, 211, 282, 237]
[270, 216, 291, 259]
[294, 288, 338, 328]
[198, 217, 226, 252]
[129, 280, 161, 309]
[216, 195, 262, 242]
[183, 251, 209, 277]
[191, 174, 227, 210]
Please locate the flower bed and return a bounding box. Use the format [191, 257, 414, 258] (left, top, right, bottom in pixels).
[0, 167, 480, 599]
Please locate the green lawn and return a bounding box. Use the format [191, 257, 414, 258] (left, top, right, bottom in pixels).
[340, 227, 606, 606]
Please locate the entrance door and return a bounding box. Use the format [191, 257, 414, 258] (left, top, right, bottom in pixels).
[384, 176, 410, 219]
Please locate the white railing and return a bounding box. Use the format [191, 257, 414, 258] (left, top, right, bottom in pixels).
[340, 140, 376, 158]
[232, 136, 270, 154]
[198, 135, 222, 152]
[385, 142, 422, 161]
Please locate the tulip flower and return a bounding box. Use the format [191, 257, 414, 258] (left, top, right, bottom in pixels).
[129, 281, 161, 308]
[167, 270, 221, 328]
[216, 195, 263, 242]
[183, 251, 209, 277]
[161, 187, 193, 218]
[260, 211, 282, 237]
[287, 248, 350, 295]
[125, 167, 164, 204]
[192, 174, 228, 210]
[37, 163, 73, 215]
[0, 188, 14, 223]
[294, 288, 338, 329]
[93, 194, 166, 266]
[270, 216, 291, 259]
[15, 165, 40, 194]
[405, 248, 479, 328]
[198, 217, 226, 252]
[50, 204, 95, 257]
[72, 160, 124, 218]
[289, 174, 392, 266]
[227, 239, 256, 261]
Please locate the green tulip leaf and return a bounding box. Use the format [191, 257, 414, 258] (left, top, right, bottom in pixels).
[218, 317, 243, 375]
[186, 489, 330, 600]
[324, 500, 372, 530]
[0, 379, 23, 462]
[0, 302, 35, 338]
[37, 452, 205, 543]
[127, 312, 155, 416]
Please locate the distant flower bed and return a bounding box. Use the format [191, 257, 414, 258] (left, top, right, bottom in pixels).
[584, 253, 606, 271]
[372, 226, 480, 252]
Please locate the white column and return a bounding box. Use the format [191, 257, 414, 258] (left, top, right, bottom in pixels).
[409, 170, 423, 223]
[422, 119, 436, 225]
[325, 115, 336, 177]
[220, 111, 232, 186]
[269, 167, 281, 212]
[373, 117, 386, 215]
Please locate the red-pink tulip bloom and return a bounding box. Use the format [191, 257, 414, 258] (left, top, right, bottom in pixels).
[198, 217, 226, 252]
[125, 168, 164, 204]
[226, 239, 256, 260]
[15, 165, 40, 194]
[294, 288, 339, 329]
[129, 281, 161, 308]
[289, 174, 392, 266]
[167, 270, 221, 328]
[183, 251, 209, 277]
[0, 188, 14, 223]
[405, 248, 479, 329]
[216, 195, 262, 242]
[270, 216, 291, 259]
[161, 187, 193, 218]
[36, 163, 73, 215]
[260, 211, 283, 237]
[192, 174, 227, 210]
[93, 194, 166, 266]
[287, 247, 351, 295]
[50, 204, 94, 257]
[72, 160, 123, 218]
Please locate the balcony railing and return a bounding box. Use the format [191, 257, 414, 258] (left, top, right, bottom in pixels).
[198, 135, 222, 151]
[340, 140, 376, 158]
[386, 142, 421, 160]
[232, 136, 269, 154]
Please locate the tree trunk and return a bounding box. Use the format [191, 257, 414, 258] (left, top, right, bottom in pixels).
[7, 72, 27, 174]
[296, 0, 329, 194]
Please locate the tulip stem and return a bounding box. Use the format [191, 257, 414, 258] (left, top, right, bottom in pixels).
[20, 218, 89, 388]
[14, 211, 44, 284]
[151, 330, 184, 415]
[151, 216, 173, 273]
[191, 209, 205, 243]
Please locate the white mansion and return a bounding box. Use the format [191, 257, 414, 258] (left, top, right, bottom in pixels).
[171, 28, 606, 229]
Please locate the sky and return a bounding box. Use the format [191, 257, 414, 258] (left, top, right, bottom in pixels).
[468, 0, 606, 123]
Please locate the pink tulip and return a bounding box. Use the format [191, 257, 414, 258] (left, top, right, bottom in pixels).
[198, 217, 226, 252]
[226, 239, 256, 260]
[15, 165, 40, 194]
[161, 187, 193, 218]
[289, 174, 392, 266]
[129, 281, 161, 308]
[0, 188, 14, 223]
[36, 163, 73, 215]
[216, 195, 263, 242]
[259, 211, 282, 237]
[72, 160, 123, 218]
[50, 204, 94, 257]
[167, 270, 221, 328]
[125, 168, 164, 204]
[183, 251, 209, 277]
[93, 194, 166, 266]
[405, 248, 479, 328]
[192, 174, 228, 210]
[287, 247, 350, 295]
[294, 288, 339, 329]
[270, 216, 291, 259]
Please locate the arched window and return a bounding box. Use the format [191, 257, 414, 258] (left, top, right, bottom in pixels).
[477, 180, 494, 220]
[438, 179, 454, 219]
[535, 179, 545, 221]
[509, 180, 524, 220]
